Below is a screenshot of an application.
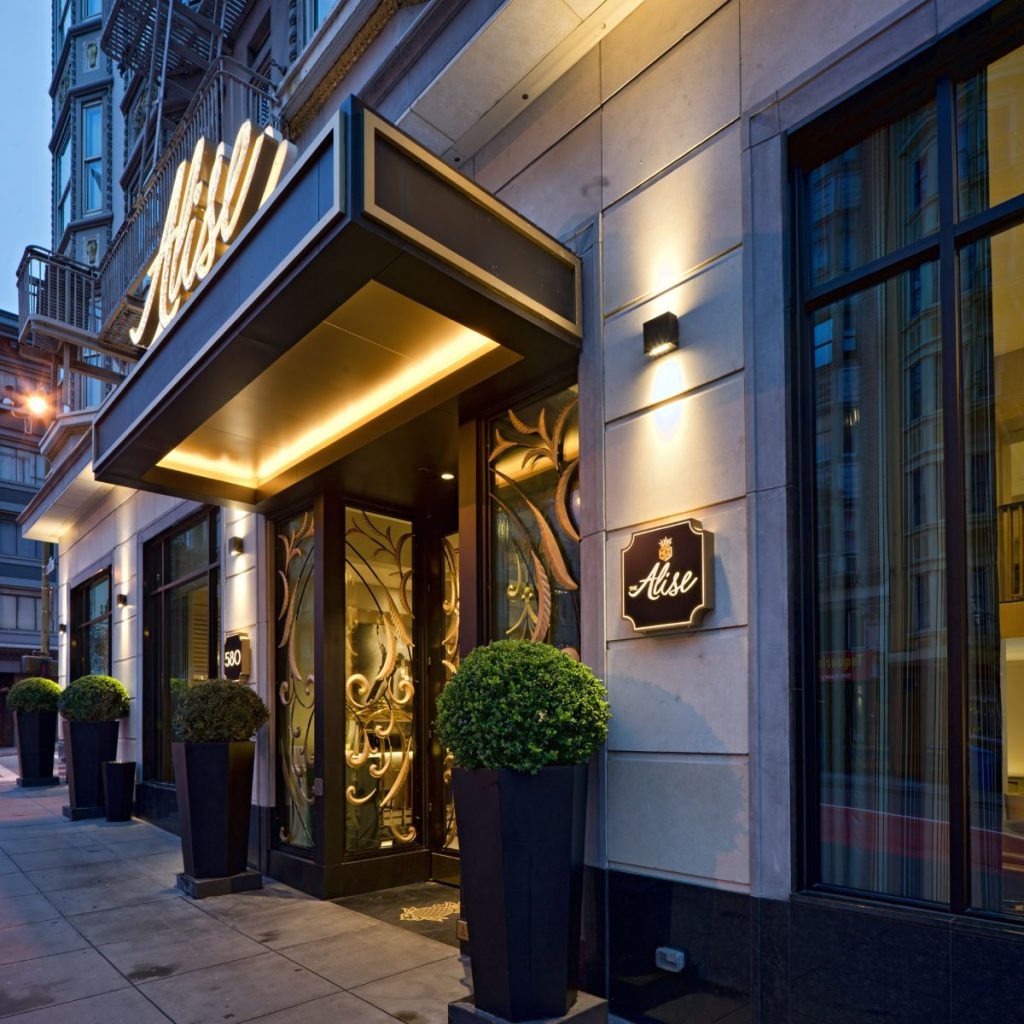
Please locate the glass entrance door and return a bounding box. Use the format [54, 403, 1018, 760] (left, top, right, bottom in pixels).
[344, 508, 419, 852]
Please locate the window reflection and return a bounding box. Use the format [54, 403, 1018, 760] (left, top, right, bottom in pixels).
[813, 267, 949, 903]
[808, 102, 938, 286]
[143, 511, 220, 784]
[70, 572, 110, 679]
[958, 44, 1024, 217]
[962, 222, 1024, 914]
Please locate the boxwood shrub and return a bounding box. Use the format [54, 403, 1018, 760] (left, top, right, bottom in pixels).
[8, 677, 60, 714]
[172, 679, 270, 743]
[435, 639, 610, 775]
[58, 675, 130, 722]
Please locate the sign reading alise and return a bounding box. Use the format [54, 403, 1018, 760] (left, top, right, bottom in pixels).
[621, 519, 714, 631]
[130, 120, 292, 350]
[223, 631, 252, 682]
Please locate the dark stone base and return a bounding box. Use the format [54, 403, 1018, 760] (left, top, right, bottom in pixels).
[603, 866, 1024, 1024]
[62, 804, 105, 820]
[136, 780, 179, 835]
[17, 776, 59, 788]
[176, 868, 263, 899]
[449, 993, 607, 1024]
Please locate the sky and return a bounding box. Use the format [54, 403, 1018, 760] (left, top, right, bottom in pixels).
[0, 2, 52, 314]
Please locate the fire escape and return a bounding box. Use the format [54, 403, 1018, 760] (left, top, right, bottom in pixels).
[17, 0, 276, 428]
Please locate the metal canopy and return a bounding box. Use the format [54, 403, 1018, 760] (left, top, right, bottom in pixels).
[91, 100, 582, 508]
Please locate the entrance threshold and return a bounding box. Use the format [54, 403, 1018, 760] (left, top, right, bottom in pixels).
[334, 880, 461, 948]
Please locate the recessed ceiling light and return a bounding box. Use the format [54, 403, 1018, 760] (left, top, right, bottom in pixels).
[440, 472, 455, 481]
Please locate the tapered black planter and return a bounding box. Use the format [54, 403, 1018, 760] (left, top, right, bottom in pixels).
[63, 719, 120, 819]
[13, 711, 58, 787]
[102, 761, 136, 822]
[452, 763, 588, 1022]
[172, 741, 261, 898]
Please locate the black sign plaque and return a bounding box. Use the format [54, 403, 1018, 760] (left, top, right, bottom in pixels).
[621, 519, 714, 631]
[223, 631, 252, 682]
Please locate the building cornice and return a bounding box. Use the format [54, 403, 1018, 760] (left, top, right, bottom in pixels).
[282, 0, 414, 138]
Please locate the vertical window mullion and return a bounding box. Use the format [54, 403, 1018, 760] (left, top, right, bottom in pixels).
[937, 75, 970, 914]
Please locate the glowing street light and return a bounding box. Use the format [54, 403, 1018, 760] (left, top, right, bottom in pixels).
[25, 394, 48, 417]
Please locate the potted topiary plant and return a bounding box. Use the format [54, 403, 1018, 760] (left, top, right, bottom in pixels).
[171, 678, 269, 898]
[58, 674, 130, 819]
[8, 677, 61, 787]
[436, 639, 610, 1022]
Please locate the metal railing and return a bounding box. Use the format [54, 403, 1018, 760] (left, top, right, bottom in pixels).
[97, 56, 280, 339]
[102, 0, 248, 75]
[17, 247, 100, 345]
[1001, 501, 1024, 603]
[16, 55, 279, 379]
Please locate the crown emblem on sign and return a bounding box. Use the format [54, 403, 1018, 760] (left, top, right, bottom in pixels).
[658, 537, 673, 562]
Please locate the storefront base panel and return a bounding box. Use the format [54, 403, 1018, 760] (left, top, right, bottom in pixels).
[267, 847, 322, 896]
[266, 845, 433, 900]
[604, 869, 1024, 1024]
[136, 780, 179, 836]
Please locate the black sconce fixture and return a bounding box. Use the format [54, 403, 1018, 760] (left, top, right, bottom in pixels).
[643, 311, 679, 358]
[58, 622, 66, 635]
[116, 593, 129, 608]
[229, 536, 244, 557]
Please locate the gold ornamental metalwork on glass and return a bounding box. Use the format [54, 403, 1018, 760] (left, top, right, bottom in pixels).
[345, 509, 416, 846]
[277, 511, 316, 848]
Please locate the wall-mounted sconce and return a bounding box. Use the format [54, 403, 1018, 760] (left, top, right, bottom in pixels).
[58, 623, 66, 635]
[228, 536, 244, 557]
[643, 311, 680, 358]
[116, 593, 129, 608]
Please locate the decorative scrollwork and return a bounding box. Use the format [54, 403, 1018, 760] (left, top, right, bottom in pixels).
[345, 510, 416, 845]
[277, 511, 315, 847]
[441, 534, 460, 848]
[441, 534, 460, 677]
[490, 391, 580, 647]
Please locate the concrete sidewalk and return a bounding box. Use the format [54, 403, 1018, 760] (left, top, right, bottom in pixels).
[0, 778, 471, 1023]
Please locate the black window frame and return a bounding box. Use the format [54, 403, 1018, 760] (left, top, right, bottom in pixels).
[791, 4, 1024, 919]
[69, 568, 111, 680]
[142, 508, 221, 784]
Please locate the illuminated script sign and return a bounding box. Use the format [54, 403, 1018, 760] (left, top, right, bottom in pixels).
[621, 518, 714, 631]
[130, 120, 293, 349]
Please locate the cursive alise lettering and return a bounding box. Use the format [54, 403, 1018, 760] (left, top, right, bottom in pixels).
[627, 561, 698, 601]
[130, 121, 293, 349]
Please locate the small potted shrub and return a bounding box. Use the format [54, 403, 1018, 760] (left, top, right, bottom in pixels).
[172, 679, 269, 897]
[436, 640, 610, 1021]
[8, 677, 61, 787]
[58, 675, 130, 819]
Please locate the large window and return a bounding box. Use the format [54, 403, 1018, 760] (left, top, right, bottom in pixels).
[82, 102, 102, 213]
[69, 571, 110, 679]
[797, 31, 1024, 917]
[56, 0, 72, 52]
[0, 516, 40, 561]
[143, 510, 220, 783]
[0, 591, 41, 634]
[0, 446, 47, 487]
[55, 136, 71, 240]
[302, 0, 339, 45]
